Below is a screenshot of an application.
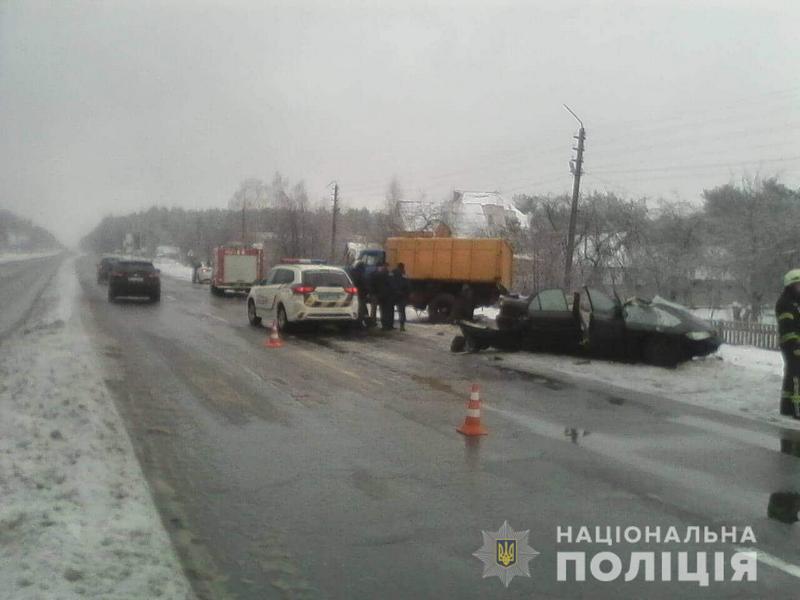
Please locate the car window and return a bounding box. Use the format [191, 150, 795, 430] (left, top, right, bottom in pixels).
[302, 270, 351, 287]
[528, 289, 568, 313]
[264, 268, 279, 285]
[624, 303, 682, 329]
[587, 288, 617, 314]
[117, 262, 155, 272]
[276, 269, 295, 284]
[361, 253, 381, 266]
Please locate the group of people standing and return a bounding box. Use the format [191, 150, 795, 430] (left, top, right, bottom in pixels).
[351, 262, 411, 331]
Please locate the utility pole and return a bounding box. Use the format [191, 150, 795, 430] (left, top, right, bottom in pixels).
[241, 199, 246, 243]
[330, 182, 339, 262]
[563, 104, 586, 290]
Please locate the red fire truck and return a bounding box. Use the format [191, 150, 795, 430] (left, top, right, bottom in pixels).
[210, 246, 264, 296]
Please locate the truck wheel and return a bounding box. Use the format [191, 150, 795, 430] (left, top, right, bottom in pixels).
[428, 293, 455, 323]
[210, 285, 223, 297]
[150, 292, 160, 303]
[450, 335, 466, 353]
[107, 288, 116, 303]
[247, 300, 262, 326]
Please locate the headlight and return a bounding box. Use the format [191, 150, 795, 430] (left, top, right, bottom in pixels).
[686, 331, 712, 341]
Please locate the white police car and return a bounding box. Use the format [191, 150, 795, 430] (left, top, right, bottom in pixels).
[246, 260, 359, 331]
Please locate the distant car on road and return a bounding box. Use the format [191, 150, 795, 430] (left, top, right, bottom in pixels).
[96, 256, 119, 284]
[454, 287, 721, 367]
[246, 262, 359, 331]
[108, 260, 161, 303]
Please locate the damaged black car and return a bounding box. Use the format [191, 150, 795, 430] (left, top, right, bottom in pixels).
[452, 287, 722, 368]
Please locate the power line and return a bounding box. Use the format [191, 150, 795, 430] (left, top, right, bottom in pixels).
[589, 154, 800, 176]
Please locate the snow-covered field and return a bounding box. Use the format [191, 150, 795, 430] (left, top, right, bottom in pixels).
[0, 257, 193, 599]
[0, 250, 62, 264]
[152, 258, 194, 282]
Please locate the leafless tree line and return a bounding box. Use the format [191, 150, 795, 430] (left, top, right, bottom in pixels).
[81, 174, 800, 312]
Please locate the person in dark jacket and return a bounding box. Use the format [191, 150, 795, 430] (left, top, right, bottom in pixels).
[776, 269, 800, 417]
[349, 261, 369, 326]
[371, 263, 394, 330]
[390, 263, 411, 331]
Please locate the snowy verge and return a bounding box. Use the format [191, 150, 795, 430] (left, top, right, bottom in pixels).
[152, 258, 194, 282]
[494, 345, 792, 428]
[406, 319, 793, 429]
[0, 257, 194, 599]
[0, 250, 62, 264]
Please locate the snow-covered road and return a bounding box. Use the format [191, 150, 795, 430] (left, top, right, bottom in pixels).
[0, 257, 193, 599]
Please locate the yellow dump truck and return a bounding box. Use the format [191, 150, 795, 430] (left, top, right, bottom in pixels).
[353, 237, 513, 322]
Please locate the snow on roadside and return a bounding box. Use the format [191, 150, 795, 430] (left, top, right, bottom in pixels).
[0, 257, 194, 599]
[406, 317, 794, 429]
[153, 258, 194, 282]
[495, 346, 792, 428]
[0, 250, 62, 265]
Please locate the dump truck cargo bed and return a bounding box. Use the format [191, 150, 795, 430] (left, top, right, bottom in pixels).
[385, 237, 512, 290]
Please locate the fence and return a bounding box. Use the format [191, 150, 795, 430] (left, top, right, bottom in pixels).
[710, 320, 779, 350]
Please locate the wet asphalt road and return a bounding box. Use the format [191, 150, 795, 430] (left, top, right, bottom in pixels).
[74, 256, 800, 599]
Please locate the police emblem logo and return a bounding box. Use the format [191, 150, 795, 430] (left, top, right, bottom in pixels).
[496, 539, 516, 567]
[473, 521, 539, 587]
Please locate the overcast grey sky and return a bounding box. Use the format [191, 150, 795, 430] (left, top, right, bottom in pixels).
[1, 0, 798, 245]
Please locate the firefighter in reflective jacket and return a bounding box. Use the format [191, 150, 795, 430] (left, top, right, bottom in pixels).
[776, 269, 800, 417]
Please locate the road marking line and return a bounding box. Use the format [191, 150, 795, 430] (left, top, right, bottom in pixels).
[242, 365, 264, 382]
[736, 546, 800, 579]
[297, 350, 361, 380]
[203, 313, 229, 325]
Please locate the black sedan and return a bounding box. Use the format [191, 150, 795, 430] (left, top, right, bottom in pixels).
[108, 260, 161, 303]
[453, 287, 721, 367]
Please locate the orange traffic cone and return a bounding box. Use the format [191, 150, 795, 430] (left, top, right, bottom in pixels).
[264, 320, 284, 348]
[457, 383, 488, 436]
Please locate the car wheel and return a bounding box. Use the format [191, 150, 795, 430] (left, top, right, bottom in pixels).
[465, 335, 483, 353]
[277, 305, 291, 333]
[428, 293, 455, 323]
[450, 335, 466, 353]
[247, 300, 262, 326]
[643, 336, 683, 368]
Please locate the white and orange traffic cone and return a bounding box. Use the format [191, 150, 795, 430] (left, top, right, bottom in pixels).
[264, 319, 284, 349]
[457, 383, 488, 436]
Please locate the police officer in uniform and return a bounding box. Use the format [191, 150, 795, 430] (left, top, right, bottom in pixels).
[776, 269, 800, 417]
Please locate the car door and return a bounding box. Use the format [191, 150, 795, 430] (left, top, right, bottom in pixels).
[522, 289, 582, 352]
[254, 268, 279, 316]
[585, 287, 626, 358]
[273, 268, 298, 312]
[266, 268, 297, 317]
